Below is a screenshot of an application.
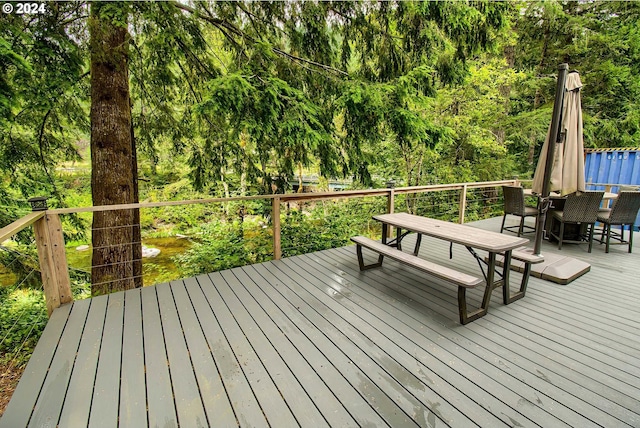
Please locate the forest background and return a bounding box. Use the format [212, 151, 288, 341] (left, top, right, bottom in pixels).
[1, 0, 640, 397]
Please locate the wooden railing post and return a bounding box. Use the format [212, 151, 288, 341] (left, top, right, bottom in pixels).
[386, 188, 395, 238]
[272, 197, 282, 260]
[458, 185, 468, 224]
[33, 213, 73, 316]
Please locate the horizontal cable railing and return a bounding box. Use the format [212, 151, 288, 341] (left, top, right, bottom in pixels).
[0, 224, 48, 372]
[1, 179, 525, 318]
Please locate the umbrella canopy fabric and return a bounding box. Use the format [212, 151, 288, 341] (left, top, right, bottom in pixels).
[532, 72, 586, 196]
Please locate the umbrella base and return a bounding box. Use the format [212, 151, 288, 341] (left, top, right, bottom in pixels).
[494, 248, 590, 285]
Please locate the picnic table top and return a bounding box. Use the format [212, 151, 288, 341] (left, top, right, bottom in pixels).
[373, 212, 529, 253]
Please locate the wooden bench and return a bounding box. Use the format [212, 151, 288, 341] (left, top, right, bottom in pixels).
[350, 236, 484, 324]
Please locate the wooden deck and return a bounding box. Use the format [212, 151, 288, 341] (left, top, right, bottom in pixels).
[2, 217, 639, 427]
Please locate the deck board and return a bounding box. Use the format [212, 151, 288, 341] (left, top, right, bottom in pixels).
[280, 255, 511, 427]
[157, 282, 208, 427]
[317, 245, 632, 427]
[201, 271, 300, 427]
[29, 298, 90, 427]
[2, 217, 639, 428]
[170, 279, 236, 427]
[236, 265, 385, 427]
[141, 285, 177, 428]
[184, 276, 267, 428]
[0, 304, 72, 428]
[89, 292, 125, 428]
[118, 289, 146, 427]
[254, 262, 422, 427]
[217, 269, 333, 427]
[298, 250, 569, 428]
[58, 295, 107, 427]
[229, 267, 360, 427]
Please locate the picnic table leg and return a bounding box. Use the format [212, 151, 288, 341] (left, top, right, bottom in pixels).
[381, 223, 388, 245]
[501, 250, 513, 304]
[505, 260, 532, 304]
[459, 252, 496, 324]
[393, 228, 421, 255]
[413, 234, 422, 256]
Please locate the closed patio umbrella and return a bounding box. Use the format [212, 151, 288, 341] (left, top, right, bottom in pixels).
[532, 71, 586, 196]
[531, 64, 569, 256]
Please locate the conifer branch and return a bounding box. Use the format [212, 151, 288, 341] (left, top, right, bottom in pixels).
[172, 1, 348, 77]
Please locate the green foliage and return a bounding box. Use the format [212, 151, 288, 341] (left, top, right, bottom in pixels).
[281, 198, 386, 256]
[512, 1, 640, 151]
[0, 288, 47, 366]
[0, 3, 88, 225]
[174, 220, 272, 277]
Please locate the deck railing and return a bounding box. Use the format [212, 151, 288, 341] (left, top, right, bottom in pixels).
[0, 179, 520, 316]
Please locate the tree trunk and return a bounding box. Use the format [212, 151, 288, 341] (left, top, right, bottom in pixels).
[89, 3, 142, 295]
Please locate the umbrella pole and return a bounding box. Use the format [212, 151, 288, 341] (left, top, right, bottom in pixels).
[533, 63, 569, 255]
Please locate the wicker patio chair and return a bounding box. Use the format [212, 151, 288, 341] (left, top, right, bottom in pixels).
[549, 191, 604, 252]
[597, 191, 640, 253]
[500, 186, 538, 237]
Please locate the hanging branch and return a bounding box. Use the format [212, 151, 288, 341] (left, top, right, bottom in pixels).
[172, 1, 349, 77]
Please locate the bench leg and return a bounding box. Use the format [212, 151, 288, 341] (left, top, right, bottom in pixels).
[458, 252, 496, 324]
[356, 245, 384, 271]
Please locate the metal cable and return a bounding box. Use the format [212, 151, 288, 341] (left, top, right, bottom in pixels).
[0, 269, 40, 348]
[90, 274, 145, 288]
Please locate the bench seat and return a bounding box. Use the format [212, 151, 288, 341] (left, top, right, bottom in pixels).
[350, 236, 483, 288]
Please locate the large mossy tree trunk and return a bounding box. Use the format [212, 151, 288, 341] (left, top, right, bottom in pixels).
[89, 3, 142, 295]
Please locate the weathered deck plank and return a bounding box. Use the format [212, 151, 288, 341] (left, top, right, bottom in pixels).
[0, 304, 72, 428]
[89, 291, 125, 428]
[141, 285, 177, 428]
[170, 279, 236, 427]
[29, 298, 90, 427]
[320, 244, 634, 427]
[184, 276, 268, 428]
[2, 217, 638, 428]
[157, 282, 208, 427]
[198, 272, 300, 427]
[118, 288, 147, 427]
[58, 295, 108, 427]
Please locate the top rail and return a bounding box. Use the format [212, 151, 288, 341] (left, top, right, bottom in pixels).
[47, 180, 519, 215]
[0, 212, 44, 243]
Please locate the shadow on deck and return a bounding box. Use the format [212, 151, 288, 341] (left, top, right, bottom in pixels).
[2, 217, 639, 427]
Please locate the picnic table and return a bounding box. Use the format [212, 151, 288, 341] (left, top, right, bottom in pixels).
[351, 213, 542, 324]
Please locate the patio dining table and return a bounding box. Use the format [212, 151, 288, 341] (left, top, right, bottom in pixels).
[373, 213, 530, 323]
[522, 189, 615, 240]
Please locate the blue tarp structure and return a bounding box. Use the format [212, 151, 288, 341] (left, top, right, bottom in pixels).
[585, 148, 640, 230]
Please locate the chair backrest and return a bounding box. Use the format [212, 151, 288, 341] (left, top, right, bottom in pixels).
[502, 186, 526, 216]
[562, 191, 604, 223]
[609, 191, 640, 225]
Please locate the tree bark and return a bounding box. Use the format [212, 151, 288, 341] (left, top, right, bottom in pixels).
[89, 3, 142, 295]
